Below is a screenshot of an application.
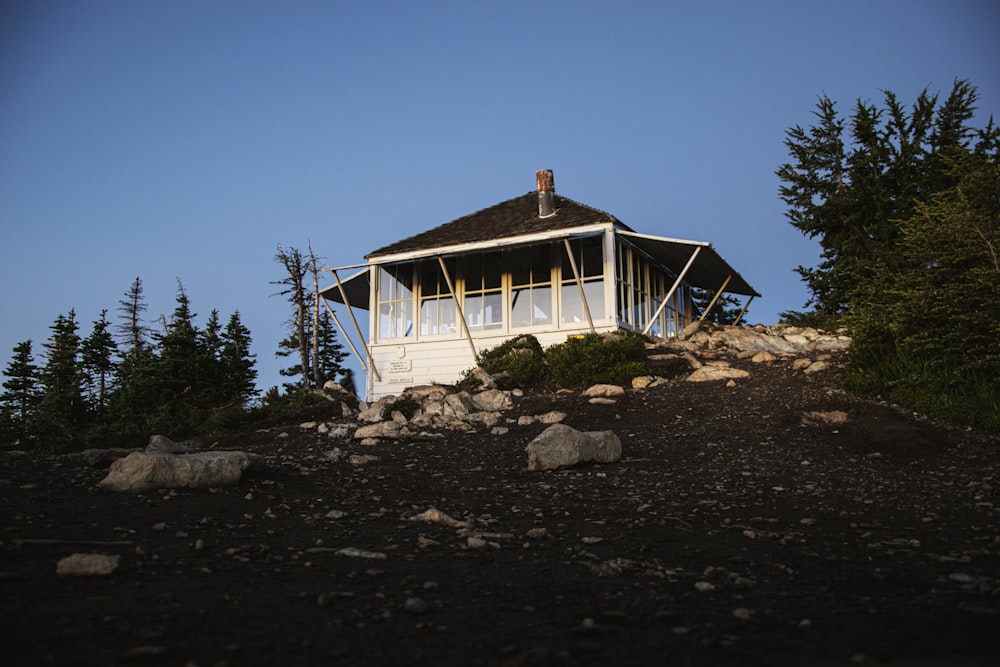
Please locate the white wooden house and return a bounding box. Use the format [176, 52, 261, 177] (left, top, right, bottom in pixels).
[321, 170, 759, 399]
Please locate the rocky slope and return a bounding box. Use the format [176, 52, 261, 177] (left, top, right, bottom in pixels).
[0, 325, 997, 667]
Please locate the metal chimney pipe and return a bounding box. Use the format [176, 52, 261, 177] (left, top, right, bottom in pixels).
[536, 169, 555, 218]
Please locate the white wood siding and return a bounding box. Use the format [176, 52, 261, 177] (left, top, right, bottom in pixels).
[367, 323, 620, 399]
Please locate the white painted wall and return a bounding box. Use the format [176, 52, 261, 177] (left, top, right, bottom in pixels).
[367, 322, 621, 399]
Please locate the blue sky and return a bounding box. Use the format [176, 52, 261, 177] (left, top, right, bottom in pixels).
[2, 0, 998, 397]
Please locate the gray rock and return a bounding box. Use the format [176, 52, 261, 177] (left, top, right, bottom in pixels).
[98, 451, 263, 493]
[525, 423, 622, 471]
[472, 388, 512, 412]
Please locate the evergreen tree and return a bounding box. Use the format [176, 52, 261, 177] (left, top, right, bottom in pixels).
[38, 311, 86, 450]
[200, 309, 225, 406]
[149, 280, 210, 436]
[81, 309, 118, 415]
[778, 80, 999, 427]
[777, 80, 988, 321]
[116, 277, 151, 358]
[315, 308, 348, 385]
[220, 310, 258, 407]
[691, 288, 744, 325]
[0, 340, 42, 447]
[106, 345, 159, 447]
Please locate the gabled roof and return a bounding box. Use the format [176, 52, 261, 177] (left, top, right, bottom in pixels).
[366, 192, 623, 259]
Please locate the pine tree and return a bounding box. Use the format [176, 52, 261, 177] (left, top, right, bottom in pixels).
[691, 288, 744, 325]
[0, 340, 42, 447]
[150, 280, 209, 436]
[777, 80, 988, 321]
[220, 310, 258, 407]
[81, 309, 118, 415]
[315, 309, 348, 386]
[200, 309, 225, 406]
[38, 311, 86, 450]
[778, 80, 999, 426]
[116, 277, 151, 358]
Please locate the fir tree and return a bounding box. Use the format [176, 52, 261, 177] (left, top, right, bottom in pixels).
[150, 280, 209, 436]
[81, 309, 118, 415]
[220, 310, 258, 407]
[116, 277, 151, 358]
[38, 311, 85, 450]
[315, 309, 348, 385]
[0, 340, 42, 447]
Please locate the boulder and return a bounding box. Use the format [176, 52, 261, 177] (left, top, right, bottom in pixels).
[98, 450, 263, 493]
[686, 365, 750, 382]
[354, 421, 403, 440]
[56, 553, 120, 576]
[803, 360, 831, 374]
[583, 384, 626, 398]
[471, 388, 512, 412]
[525, 423, 622, 471]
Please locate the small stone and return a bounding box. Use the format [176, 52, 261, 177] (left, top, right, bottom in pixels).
[581, 536, 603, 545]
[56, 553, 120, 576]
[694, 581, 716, 592]
[526, 528, 549, 540]
[732, 607, 753, 620]
[404, 597, 429, 614]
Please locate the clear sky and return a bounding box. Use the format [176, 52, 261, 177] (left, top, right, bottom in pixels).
[2, 0, 998, 398]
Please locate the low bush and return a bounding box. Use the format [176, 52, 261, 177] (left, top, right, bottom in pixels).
[545, 331, 650, 388]
[470, 335, 551, 390]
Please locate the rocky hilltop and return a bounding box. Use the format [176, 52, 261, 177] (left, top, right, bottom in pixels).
[1, 324, 997, 667]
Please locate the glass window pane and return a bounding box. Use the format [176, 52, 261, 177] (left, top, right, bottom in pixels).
[533, 285, 552, 325]
[512, 287, 531, 326]
[584, 280, 605, 320]
[419, 299, 438, 336]
[561, 284, 583, 323]
[483, 292, 503, 328]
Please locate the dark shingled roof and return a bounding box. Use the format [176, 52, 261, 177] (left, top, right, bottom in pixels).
[366, 192, 626, 259]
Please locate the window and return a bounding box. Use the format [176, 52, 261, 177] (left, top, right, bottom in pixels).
[377, 264, 413, 339]
[614, 239, 692, 338]
[418, 259, 456, 336]
[561, 235, 606, 324]
[463, 251, 503, 331]
[509, 245, 552, 328]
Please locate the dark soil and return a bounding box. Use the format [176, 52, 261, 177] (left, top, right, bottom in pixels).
[1, 357, 998, 666]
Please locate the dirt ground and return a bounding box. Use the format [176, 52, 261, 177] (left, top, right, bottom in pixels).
[1, 356, 998, 667]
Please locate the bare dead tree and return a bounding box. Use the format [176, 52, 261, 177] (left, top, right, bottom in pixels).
[307, 241, 323, 388]
[272, 245, 310, 388]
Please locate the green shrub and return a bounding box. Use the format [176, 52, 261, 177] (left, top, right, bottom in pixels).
[470, 335, 551, 390]
[845, 345, 1000, 432]
[546, 331, 650, 388]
